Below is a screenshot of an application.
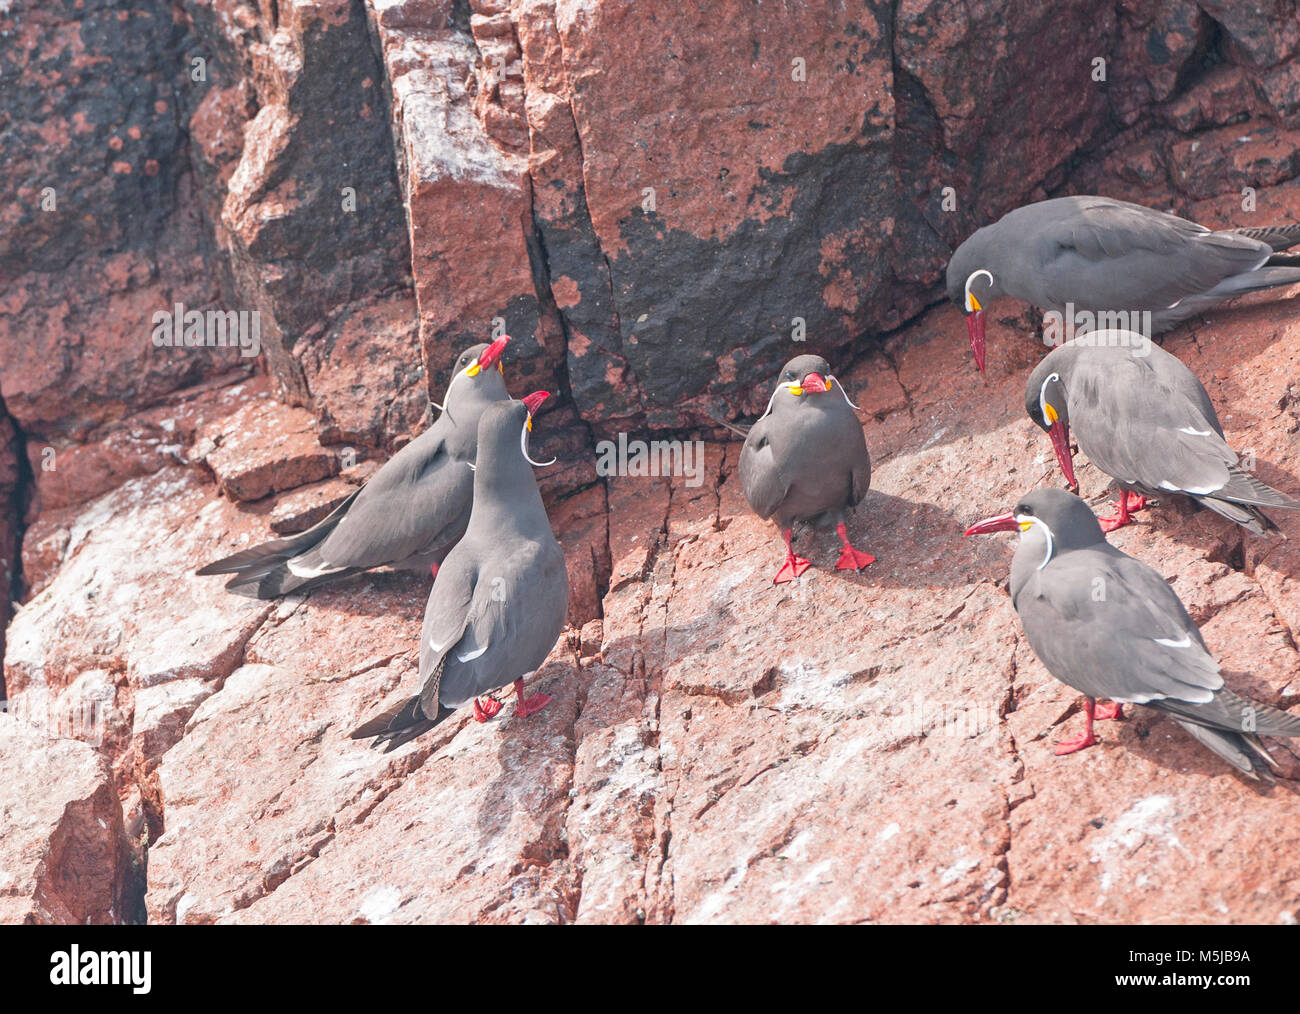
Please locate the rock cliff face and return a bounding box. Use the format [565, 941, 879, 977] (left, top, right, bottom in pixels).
[3, 0, 1300, 923]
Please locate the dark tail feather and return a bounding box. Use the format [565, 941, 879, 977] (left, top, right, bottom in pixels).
[351, 695, 453, 753]
[1221, 264, 1300, 296]
[1153, 687, 1300, 776]
[196, 489, 359, 577]
[1218, 468, 1300, 510]
[1192, 468, 1300, 534]
[1194, 496, 1274, 535]
[1170, 719, 1264, 779]
[1154, 688, 1300, 737]
[196, 527, 327, 576]
[1229, 223, 1300, 252]
[222, 564, 363, 599]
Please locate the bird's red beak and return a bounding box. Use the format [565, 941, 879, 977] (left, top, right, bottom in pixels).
[964, 511, 1021, 536]
[478, 335, 510, 371]
[1048, 419, 1077, 491]
[522, 390, 550, 417]
[967, 310, 986, 374]
[801, 372, 828, 393]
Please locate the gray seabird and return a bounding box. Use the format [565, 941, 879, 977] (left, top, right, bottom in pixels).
[739, 354, 874, 583]
[352, 392, 568, 751]
[946, 195, 1300, 370]
[966, 488, 1300, 776]
[1025, 334, 1300, 533]
[197, 337, 512, 597]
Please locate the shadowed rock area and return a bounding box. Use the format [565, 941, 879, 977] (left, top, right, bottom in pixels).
[3, 0, 1300, 923]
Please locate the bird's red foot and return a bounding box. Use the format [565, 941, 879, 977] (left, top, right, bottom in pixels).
[774, 555, 811, 583]
[835, 546, 876, 570]
[774, 527, 810, 584]
[1094, 701, 1123, 721]
[834, 522, 875, 571]
[515, 691, 553, 718]
[1098, 491, 1147, 532]
[1055, 697, 1100, 755]
[473, 696, 502, 722]
[1054, 730, 1098, 755]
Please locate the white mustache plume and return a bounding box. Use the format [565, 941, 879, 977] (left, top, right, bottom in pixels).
[829, 374, 861, 411]
[521, 420, 556, 467]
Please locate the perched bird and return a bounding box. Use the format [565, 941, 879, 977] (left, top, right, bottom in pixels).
[1025, 334, 1300, 533]
[352, 392, 568, 751]
[965, 488, 1300, 777]
[946, 195, 1300, 371]
[739, 354, 874, 584]
[197, 337, 512, 597]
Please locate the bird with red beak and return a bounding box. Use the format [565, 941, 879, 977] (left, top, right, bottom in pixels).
[948, 195, 1300, 374]
[198, 336, 517, 597]
[1026, 337, 1300, 534]
[964, 487, 1300, 775]
[739, 353, 875, 584]
[353, 393, 569, 750]
[945, 259, 996, 374]
[1024, 364, 1078, 493]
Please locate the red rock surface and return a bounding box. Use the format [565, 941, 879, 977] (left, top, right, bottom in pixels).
[0, 715, 133, 925]
[4, 2, 1300, 925]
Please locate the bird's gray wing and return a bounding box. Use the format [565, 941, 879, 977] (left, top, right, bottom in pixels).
[1147, 343, 1224, 437]
[1014, 547, 1223, 706]
[1068, 351, 1238, 496]
[739, 413, 789, 520]
[1027, 198, 1271, 311]
[851, 449, 871, 507]
[308, 422, 474, 571]
[416, 549, 477, 714]
[435, 540, 569, 709]
[835, 408, 871, 507]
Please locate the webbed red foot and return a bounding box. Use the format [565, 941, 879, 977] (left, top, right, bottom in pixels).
[834, 522, 875, 571]
[473, 696, 502, 722]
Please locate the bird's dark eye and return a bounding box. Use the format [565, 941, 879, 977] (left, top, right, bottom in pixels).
[1019, 505, 1034, 516]
[784, 372, 795, 380]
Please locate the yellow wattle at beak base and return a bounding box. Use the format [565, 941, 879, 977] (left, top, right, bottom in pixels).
[466, 362, 482, 377]
[788, 385, 804, 397]
[968, 292, 982, 313]
[1019, 520, 1033, 531]
[526, 416, 532, 432]
[498, 362, 504, 374]
[1044, 404, 1059, 424]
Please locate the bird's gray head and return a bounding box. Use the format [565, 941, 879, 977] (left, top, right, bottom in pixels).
[945, 233, 1000, 374]
[964, 487, 1106, 564]
[435, 336, 512, 412]
[777, 354, 832, 393]
[1024, 354, 1077, 490]
[760, 354, 861, 418]
[473, 392, 555, 473]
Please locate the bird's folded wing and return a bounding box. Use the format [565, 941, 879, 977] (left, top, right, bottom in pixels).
[1016, 551, 1223, 705]
[1038, 199, 1270, 310]
[437, 542, 568, 709]
[433, 557, 542, 708]
[416, 557, 477, 710]
[739, 415, 790, 520]
[313, 430, 472, 570]
[1071, 355, 1237, 496]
